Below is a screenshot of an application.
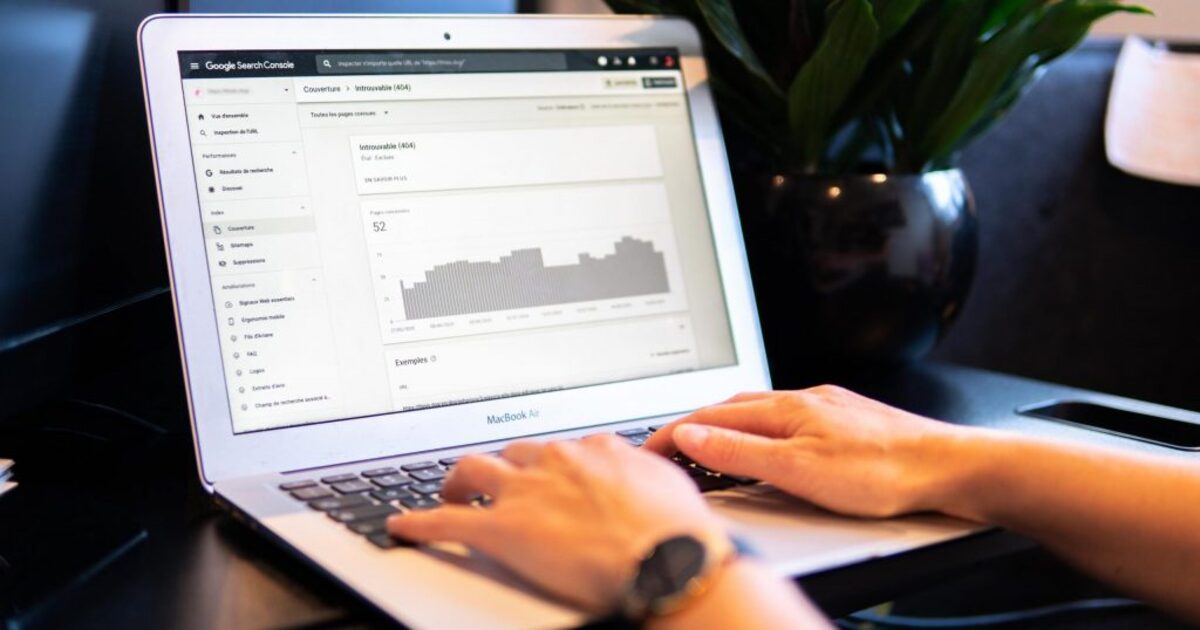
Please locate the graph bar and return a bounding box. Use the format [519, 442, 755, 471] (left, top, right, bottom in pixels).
[401, 237, 670, 320]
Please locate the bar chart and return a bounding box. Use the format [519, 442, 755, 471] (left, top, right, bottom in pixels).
[400, 237, 670, 320]
[362, 181, 689, 344]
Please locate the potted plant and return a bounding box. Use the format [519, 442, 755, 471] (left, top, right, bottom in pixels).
[607, 0, 1149, 383]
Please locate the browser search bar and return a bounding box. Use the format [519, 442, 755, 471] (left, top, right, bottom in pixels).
[315, 52, 568, 75]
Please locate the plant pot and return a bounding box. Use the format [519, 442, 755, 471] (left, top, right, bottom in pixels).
[736, 169, 978, 386]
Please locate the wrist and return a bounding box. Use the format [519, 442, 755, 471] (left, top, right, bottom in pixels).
[616, 528, 737, 621]
[641, 556, 751, 630]
[910, 423, 1010, 519]
[645, 558, 824, 630]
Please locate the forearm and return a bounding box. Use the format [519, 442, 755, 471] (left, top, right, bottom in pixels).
[934, 429, 1200, 621]
[648, 560, 830, 630]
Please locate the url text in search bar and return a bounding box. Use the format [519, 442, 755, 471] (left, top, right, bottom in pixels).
[315, 52, 568, 75]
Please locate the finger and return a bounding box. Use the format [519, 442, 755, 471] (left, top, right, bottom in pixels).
[720, 391, 776, 405]
[501, 440, 548, 467]
[580, 432, 627, 450]
[672, 424, 787, 481]
[643, 400, 789, 455]
[441, 454, 515, 504]
[387, 505, 499, 553]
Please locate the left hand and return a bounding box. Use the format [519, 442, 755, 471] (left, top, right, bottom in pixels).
[642, 386, 971, 518]
[386, 434, 728, 613]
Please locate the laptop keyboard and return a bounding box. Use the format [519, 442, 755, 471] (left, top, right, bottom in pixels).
[278, 424, 758, 549]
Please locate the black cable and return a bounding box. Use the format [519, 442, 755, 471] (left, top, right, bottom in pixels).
[67, 399, 167, 435]
[847, 598, 1145, 628]
[0, 286, 169, 353]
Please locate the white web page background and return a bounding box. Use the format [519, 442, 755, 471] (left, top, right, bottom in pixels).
[183, 65, 736, 433]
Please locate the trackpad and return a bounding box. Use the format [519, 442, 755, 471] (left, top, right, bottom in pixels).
[706, 485, 985, 577]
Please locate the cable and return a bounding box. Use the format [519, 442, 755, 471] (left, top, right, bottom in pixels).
[846, 598, 1145, 628]
[0, 286, 169, 353]
[67, 399, 167, 435]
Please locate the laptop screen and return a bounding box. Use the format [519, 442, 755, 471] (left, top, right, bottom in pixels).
[176, 49, 737, 434]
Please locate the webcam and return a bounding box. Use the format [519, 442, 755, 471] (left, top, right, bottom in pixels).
[443, 32, 452, 41]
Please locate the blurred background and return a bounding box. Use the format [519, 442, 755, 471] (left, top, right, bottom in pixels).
[0, 0, 1196, 429]
[0, 2, 1195, 627]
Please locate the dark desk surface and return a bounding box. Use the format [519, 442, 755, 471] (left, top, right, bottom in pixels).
[2, 358, 1195, 629]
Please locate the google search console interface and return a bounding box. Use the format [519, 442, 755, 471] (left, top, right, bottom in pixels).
[178, 49, 736, 433]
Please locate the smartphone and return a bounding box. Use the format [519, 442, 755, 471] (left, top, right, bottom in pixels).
[1018, 401, 1200, 451]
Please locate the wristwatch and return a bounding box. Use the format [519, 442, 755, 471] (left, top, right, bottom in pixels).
[618, 533, 746, 620]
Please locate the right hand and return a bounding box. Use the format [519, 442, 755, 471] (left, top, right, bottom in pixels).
[642, 386, 974, 518]
[387, 434, 729, 613]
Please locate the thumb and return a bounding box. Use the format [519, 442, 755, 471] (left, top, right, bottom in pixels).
[673, 424, 785, 481]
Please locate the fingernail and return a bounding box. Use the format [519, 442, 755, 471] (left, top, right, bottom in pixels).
[674, 424, 711, 450]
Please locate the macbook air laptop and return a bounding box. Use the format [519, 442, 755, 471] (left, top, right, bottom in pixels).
[139, 14, 982, 628]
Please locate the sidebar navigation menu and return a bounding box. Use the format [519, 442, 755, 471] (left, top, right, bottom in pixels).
[185, 78, 342, 430]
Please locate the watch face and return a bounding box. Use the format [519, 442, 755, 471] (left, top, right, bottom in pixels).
[633, 535, 708, 605]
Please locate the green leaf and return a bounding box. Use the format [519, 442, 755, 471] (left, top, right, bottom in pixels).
[787, 0, 880, 172]
[830, 2, 941, 132]
[904, 0, 989, 155]
[945, 63, 1046, 165]
[871, 0, 925, 42]
[694, 0, 782, 94]
[609, 0, 1150, 174]
[982, 0, 1037, 37]
[917, 1, 1149, 168]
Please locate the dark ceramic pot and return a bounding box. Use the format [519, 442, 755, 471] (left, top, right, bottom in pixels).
[737, 169, 978, 385]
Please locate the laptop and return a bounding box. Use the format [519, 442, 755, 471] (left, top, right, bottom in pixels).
[139, 14, 982, 628]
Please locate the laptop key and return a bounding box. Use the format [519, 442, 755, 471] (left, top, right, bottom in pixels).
[409, 468, 446, 482]
[692, 474, 736, 493]
[367, 532, 405, 549]
[648, 425, 664, 432]
[331, 479, 374, 494]
[291, 486, 334, 501]
[371, 474, 412, 489]
[411, 481, 443, 496]
[361, 467, 398, 478]
[372, 488, 414, 502]
[308, 494, 372, 511]
[279, 479, 316, 491]
[438, 456, 461, 467]
[400, 496, 441, 510]
[347, 517, 391, 536]
[617, 428, 650, 437]
[672, 454, 697, 467]
[400, 461, 437, 472]
[320, 473, 359, 484]
[328, 503, 399, 524]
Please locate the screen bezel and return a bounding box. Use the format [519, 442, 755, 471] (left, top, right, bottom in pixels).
[139, 14, 771, 488]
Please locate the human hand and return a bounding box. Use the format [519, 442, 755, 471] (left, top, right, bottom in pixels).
[386, 434, 729, 613]
[643, 386, 972, 518]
